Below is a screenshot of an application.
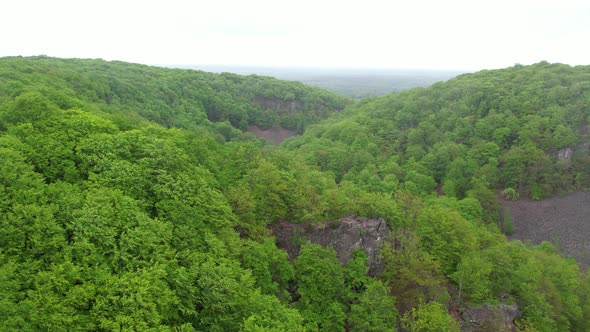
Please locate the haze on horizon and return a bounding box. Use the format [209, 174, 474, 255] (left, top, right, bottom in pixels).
[2, 0, 589, 71]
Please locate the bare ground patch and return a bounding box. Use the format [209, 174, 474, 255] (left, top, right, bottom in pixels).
[247, 125, 297, 145]
[501, 191, 590, 267]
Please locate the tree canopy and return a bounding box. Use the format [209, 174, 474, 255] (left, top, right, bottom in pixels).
[0, 56, 589, 331]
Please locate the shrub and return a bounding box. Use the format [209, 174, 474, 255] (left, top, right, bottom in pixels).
[502, 188, 519, 201]
[502, 207, 515, 235]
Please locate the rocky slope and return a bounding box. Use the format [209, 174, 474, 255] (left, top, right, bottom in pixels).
[503, 190, 590, 266]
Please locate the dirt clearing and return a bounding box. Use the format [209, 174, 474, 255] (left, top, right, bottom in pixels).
[247, 125, 297, 145]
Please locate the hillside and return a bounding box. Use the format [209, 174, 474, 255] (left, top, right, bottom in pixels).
[0, 56, 352, 134]
[0, 57, 589, 331]
[284, 61, 590, 202]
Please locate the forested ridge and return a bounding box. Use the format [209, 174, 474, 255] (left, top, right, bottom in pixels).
[0, 56, 351, 133]
[0, 57, 589, 331]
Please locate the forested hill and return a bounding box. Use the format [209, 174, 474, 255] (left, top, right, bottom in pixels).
[0, 56, 352, 133]
[1, 57, 590, 331]
[284, 61, 590, 202]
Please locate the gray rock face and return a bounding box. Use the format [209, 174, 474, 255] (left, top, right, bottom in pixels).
[461, 304, 519, 332]
[270, 217, 389, 275]
[557, 147, 574, 161]
[253, 95, 304, 112]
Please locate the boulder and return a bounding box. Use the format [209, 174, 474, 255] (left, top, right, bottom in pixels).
[461, 304, 519, 332]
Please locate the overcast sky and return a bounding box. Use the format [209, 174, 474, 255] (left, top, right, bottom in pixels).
[2, 0, 589, 70]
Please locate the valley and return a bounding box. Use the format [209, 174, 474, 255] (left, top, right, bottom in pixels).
[0, 56, 589, 331]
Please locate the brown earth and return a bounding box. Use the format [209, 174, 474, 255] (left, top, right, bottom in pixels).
[501, 191, 590, 267]
[247, 125, 298, 145]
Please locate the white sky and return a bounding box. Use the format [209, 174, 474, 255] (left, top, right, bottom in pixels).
[1, 0, 589, 70]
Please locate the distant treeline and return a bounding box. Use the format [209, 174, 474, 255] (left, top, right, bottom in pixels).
[179, 64, 465, 99]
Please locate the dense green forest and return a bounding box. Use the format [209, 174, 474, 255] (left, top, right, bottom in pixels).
[0, 57, 589, 331]
[0, 56, 351, 133]
[285, 62, 590, 200]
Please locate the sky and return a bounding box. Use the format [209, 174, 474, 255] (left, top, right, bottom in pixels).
[1, 0, 589, 71]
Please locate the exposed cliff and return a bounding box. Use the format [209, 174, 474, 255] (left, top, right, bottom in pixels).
[270, 217, 389, 275]
[253, 95, 304, 113]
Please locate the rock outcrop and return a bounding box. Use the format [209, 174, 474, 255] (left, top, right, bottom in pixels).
[253, 96, 304, 112]
[557, 147, 574, 161]
[461, 304, 519, 332]
[270, 217, 390, 275]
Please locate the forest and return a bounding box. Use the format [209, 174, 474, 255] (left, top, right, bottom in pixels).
[0, 56, 589, 331]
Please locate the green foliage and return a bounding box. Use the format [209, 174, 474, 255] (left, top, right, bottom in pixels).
[401, 302, 460, 332]
[502, 187, 519, 201]
[512, 242, 584, 331]
[453, 252, 494, 303]
[405, 170, 436, 197]
[502, 207, 515, 235]
[294, 243, 347, 331]
[379, 234, 449, 313]
[345, 249, 370, 292]
[242, 294, 305, 332]
[1, 57, 589, 331]
[416, 206, 477, 276]
[349, 280, 398, 332]
[247, 159, 289, 223]
[241, 238, 294, 301]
